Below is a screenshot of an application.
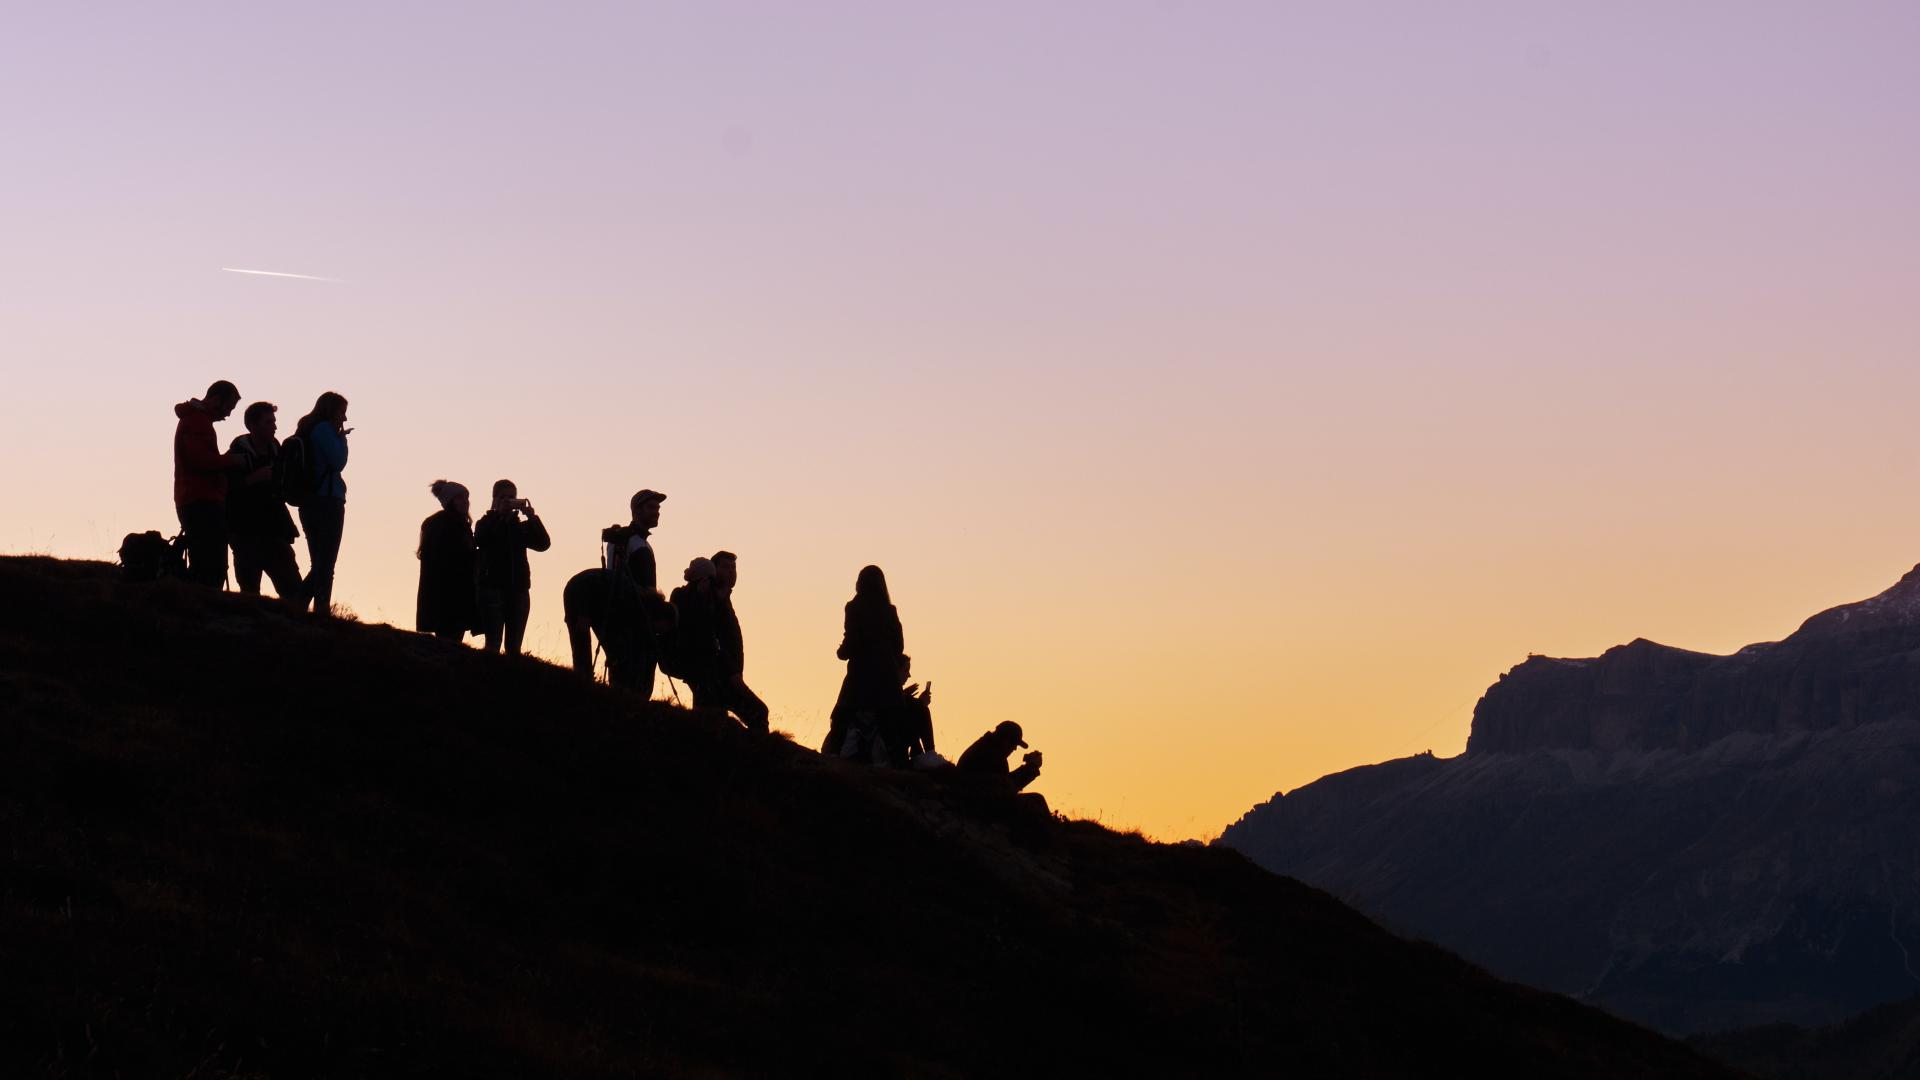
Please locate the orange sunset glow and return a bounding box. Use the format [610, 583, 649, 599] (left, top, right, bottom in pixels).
[5, 3, 1919, 840]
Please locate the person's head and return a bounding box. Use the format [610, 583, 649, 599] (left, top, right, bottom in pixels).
[298, 391, 349, 435]
[991, 720, 1028, 751]
[684, 557, 715, 587]
[629, 489, 665, 530]
[854, 564, 889, 604]
[492, 479, 517, 501]
[204, 380, 240, 420]
[430, 479, 470, 520]
[243, 401, 278, 439]
[897, 653, 913, 684]
[712, 550, 738, 589]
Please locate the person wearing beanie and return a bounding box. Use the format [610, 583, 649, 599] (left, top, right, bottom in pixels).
[416, 480, 478, 643]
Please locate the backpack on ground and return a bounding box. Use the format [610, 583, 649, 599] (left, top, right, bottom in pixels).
[118, 531, 186, 582]
[277, 434, 316, 507]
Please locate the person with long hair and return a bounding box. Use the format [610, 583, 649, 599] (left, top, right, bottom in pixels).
[417, 480, 478, 643]
[824, 564, 905, 759]
[294, 391, 350, 615]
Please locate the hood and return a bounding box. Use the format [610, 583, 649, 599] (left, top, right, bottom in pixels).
[175, 400, 205, 421]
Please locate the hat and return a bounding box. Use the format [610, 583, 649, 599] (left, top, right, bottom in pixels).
[994, 721, 1028, 748]
[632, 488, 667, 504]
[684, 557, 716, 582]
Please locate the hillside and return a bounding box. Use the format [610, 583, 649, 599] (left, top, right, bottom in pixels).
[0, 556, 1734, 1077]
[1692, 994, 1920, 1080]
[1220, 565, 1920, 1035]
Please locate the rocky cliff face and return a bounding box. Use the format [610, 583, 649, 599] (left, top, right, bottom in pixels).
[1221, 565, 1920, 1034]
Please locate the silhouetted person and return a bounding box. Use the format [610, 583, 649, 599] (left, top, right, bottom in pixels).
[473, 478, 550, 655]
[878, 654, 935, 767]
[711, 551, 771, 735]
[825, 565, 905, 760]
[226, 401, 305, 606]
[172, 380, 243, 588]
[668, 557, 729, 708]
[294, 392, 350, 616]
[417, 480, 477, 643]
[958, 721, 1042, 792]
[600, 489, 671, 693]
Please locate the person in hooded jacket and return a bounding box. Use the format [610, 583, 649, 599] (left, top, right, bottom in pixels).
[417, 480, 478, 643]
[226, 401, 305, 606]
[473, 478, 551, 655]
[172, 380, 243, 588]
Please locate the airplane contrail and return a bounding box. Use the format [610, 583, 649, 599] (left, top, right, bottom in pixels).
[221, 267, 337, 282]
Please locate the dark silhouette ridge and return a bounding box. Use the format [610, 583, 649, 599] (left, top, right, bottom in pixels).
[0, 555, 1736, 1078]
[1220, 562, 1920, 1035]
[1692, 993, 1920, 1079]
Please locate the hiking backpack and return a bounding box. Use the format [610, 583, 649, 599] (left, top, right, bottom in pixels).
[117, 531, 187, 582]
[277, 434, 317, 507]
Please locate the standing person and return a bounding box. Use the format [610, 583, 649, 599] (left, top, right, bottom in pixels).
[172, 380, 243, 588]
[600, 489, 671, 693]
[293, 392, 350, 616]
[416, 480, 478, 643]
[824, 564, 905, 760]
[225, 401, 305, 606]
[473, 479, 551, 655]
[711, 551, 771, 735]
[667, 557, 728, 708]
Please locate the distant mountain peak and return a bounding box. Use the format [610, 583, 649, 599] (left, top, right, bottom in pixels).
[1790, 562, 1920, 640]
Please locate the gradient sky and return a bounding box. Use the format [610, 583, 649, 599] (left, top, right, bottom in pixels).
[5, 2, 1918, 838]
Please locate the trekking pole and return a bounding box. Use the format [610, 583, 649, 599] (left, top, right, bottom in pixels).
[664, 674, 683, 707]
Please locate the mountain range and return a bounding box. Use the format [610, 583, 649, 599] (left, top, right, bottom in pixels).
[1220, 563, 1920, 1034]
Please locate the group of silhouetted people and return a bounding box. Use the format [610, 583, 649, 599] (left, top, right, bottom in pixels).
[164, 380, 1043, 802]
[170, 380, 349, 616]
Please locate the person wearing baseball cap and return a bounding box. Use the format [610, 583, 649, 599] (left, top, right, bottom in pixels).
[957, 720, 1042, 792]
[598, 488, 671, 693]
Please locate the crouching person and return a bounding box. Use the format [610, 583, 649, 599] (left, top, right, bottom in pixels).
[955, 721, 1051, 839]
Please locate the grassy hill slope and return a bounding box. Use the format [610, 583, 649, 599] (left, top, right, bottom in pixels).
[0, 557, 1737, 1077]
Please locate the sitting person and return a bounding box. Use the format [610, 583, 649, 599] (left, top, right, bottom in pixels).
[878, 654, 936, 768]
[958, 721, 1042, 792]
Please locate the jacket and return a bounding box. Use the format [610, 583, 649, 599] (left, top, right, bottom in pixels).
[226, 435, 299, 542]
[309, 420, 348, 499]
[668, 583, 727, 683]
[173, 401, 228, 506]
[416, 510, 477, 635]
[474, 510, 551, 591]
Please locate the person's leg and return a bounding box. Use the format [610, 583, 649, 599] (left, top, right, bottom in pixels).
[477, 587, 506, 653]
[176, 502, 229, 588]
[504, 589, 531, 655]
[262, 541, 306, 606]
[230, 536, 264, 595]
[301, 499, 344, 615]
[731, 682, 770, 735]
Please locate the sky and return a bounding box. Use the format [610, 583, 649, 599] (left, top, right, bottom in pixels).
[4, 1, 1918, 839]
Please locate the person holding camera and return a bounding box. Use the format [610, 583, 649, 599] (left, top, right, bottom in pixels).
[958, 721, 1042, 792]
[473, 478, 551, 655]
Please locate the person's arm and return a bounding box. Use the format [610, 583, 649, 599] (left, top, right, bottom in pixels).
[178, 418, 234, 474]
[523, 514, 551, 552]
[1009, 752, 1042, 792]
[312, 422, 348, 472]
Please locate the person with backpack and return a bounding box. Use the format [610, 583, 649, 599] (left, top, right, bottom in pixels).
[666, 557, 728, 708]
[599, 489, 673, 693]
[225, 401, 305, 606]
[711, 550, 771, 735]
[824, 565, 905, 760]
[290, 392, 350, 616]
[172, 380, 244, 588]
[416, 480, 478, 643]
[473, 479, 551, 656]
